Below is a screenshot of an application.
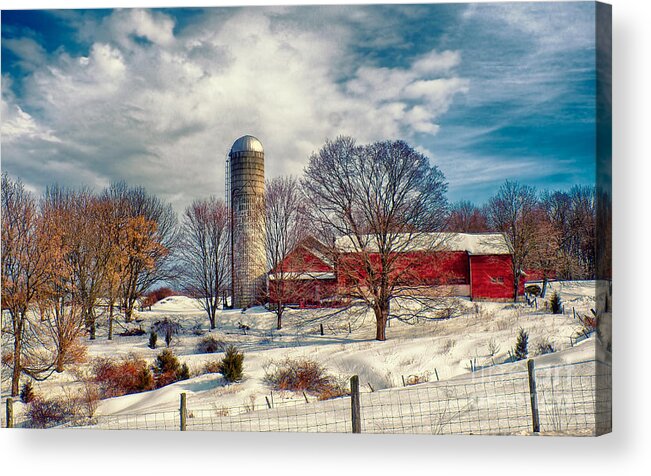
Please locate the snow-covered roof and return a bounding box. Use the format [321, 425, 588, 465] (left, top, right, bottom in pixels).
[334, 232, 511, 255]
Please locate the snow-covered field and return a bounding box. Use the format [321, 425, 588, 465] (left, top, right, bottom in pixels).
[2, 281, 609, 434]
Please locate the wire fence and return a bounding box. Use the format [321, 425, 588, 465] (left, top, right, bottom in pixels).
[5, 359, 611, 435]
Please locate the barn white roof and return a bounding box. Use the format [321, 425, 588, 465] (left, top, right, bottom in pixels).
[334, 232, 512, 255]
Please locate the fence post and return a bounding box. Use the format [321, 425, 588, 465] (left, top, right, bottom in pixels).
[180, 393, 187, 431]
[350, 375, 361, 433]
[527, 359, 540, 433]
[6, 398, 14, 429]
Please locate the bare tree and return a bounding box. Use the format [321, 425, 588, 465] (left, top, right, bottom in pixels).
[486, 180, 539, 302]
[265, 176, 309, 329]
[103, 182, 178, 321]
[38, 189, 87, 370]
[540, 185, 596, 279]
[447, 200, 489, 232]
[178, 197, 230, 329]
[1, 174, 56, 395]
[302, 137, 449, 341]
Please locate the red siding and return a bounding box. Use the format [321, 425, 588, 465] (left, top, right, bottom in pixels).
[269, 279, 337, 306]
[337, 251, 469, 288]
[269, 243, 336, 306]
[469, 255, 515, 300]
[272, 245, 332, 274]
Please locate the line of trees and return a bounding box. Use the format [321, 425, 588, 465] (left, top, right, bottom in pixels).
[447, 182, 597, 299]
[1, 174, 176, 395]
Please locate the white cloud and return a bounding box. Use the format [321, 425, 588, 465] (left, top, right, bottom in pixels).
[2, 37, 47, 71]
[3, 8, 469, 213]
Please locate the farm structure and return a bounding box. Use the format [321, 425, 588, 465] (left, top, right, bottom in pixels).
[268, 232, 530, 306]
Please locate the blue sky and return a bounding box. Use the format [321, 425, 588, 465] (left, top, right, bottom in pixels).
[1, 3, 597, 212]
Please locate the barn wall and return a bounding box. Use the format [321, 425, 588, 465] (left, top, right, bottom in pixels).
[337, 251, 469, 288]
[269, 279, 337, 306]
[273, 246, 333, 274]
[469, 255, 516, 300]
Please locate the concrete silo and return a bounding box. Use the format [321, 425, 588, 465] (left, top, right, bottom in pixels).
[227, 135, 267, 308]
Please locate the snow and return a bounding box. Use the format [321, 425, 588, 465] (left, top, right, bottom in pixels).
[2, 281, 606, 434]
[335, 232, 511, 255]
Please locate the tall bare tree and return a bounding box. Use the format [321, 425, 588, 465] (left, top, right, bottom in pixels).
[302, 137, 448, 341]
[486, 180, 539, 302]
[38, 188, 86, 370]
[1, 174, 55, 395]
[265, 176, 308, 330]
[178, 197, 230, 329]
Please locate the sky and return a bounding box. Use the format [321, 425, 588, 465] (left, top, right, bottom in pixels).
[1, 2, 598, 213]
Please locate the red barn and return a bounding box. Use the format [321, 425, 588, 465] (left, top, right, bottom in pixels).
[268, 232, 524, 306]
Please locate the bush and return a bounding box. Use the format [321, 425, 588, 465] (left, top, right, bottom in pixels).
[119, 327, 146, 337]
[263, 357, 346, 400]
[550, 291, 562, 314]
[153, 318, 181, 347]
[219, 346, 244, 383]
[196, 335, 225, 354]
[26, 385, 100, 428]
[202, 360, 223, 374]
[27, 397, 75, 428]
[148, 331, 158, 349]
[537, 339, 555, 355]
[178, 363, 190, 381]
[93, 355, 154, 398]
[141, 287, 177, 309]
[514, 328, 529, 361]
[153, 349, 190, 387]
[20, 381, 36, 404]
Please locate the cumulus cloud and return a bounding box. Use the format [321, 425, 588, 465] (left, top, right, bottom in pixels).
[2, 7, 469, 212]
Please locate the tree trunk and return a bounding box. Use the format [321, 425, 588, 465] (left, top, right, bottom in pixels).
[108, 302, 114, 340]
[55, 351, 65, 373]
[374, 303, 389, 341]
[276, 306, 283, 330]
[11, 332, 22, 397]
[88, 313, 96, 340]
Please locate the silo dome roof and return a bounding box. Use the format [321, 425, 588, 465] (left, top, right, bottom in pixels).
[230, 135, 264, 154]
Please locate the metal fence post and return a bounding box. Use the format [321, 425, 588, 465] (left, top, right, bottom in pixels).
[350, 375, 361, 433]
[180, 393, 187, 431]
[527, 359, 540, 433]
[6, 398, 14, 429]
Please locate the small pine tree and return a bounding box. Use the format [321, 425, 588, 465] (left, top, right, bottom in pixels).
[178, 363, 190, 381]
[20, 381, 36, 403]
[550, 291, 562, 314]
[514, 328, 529, 361]
[219, 345, 244, 383]
[148, 331, 158, 349]
[155, 349, 180, 375]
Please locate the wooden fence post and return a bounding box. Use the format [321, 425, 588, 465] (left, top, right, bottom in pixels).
[527, 359, 540, 433]
[6, 398, 14, 429]
[180, 393, 187, 431]
[350, 375, 361, 433]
